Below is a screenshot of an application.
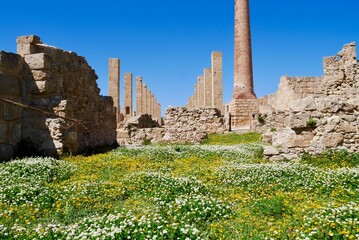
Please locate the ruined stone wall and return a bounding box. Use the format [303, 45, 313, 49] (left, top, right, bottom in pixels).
[0, 51, 31, 161]
[257, 43, 359, 160]
[0, 35, 117, 160]
[16, 36, 117, 155]
[260, 76, 322, 112]
[117, 107, 225, 145]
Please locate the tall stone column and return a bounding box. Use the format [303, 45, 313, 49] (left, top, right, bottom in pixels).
[204, 68, 213, 107]
[194, 84, 198, 107]
[136, 76, 143, 116]
[108, 58, 120, 123]
[212, 52, 223, 109]
[158, 103, 162, 125]
[124, 72, 133, 117]
[142, 84, 148, 114]
[234, 0, 256, 99]
[198, 76, 204, 107]
[148, 91, 152, 117]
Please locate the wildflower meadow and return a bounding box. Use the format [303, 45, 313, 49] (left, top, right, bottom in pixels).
[0, 133, 358, 239]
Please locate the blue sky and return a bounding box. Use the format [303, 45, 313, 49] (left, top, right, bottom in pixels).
[1, 0, 359, 114]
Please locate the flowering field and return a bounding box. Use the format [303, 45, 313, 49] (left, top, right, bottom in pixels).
[0, 143, 359, 239]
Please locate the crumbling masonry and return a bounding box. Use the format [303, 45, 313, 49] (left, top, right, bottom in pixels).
[0, 35, 117, 161]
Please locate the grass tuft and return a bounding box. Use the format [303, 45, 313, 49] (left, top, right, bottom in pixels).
[201, 132, 262, 145]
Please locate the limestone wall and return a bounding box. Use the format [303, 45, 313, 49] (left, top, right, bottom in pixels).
[259, 76, 322, 112]
[16, 36, 117, 155]
[117, 107, 225, 145]
[0, 35, 117, 160]
[0, 51, 30, 161]
[257, 43, 359, 160]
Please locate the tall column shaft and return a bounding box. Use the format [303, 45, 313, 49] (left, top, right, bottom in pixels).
[198, 76, 204, 107]
[136, 76, 143, 116]
[234, 0, 256, 99]
[194, 84, 198, 107]
[212, 52, 223, 109]
[124, 72, 133, 117]
[148, 91, 152, 117]
[204, 68, 213, 107]
[108, 58, 120, 123]
[142, 84, 148, 114]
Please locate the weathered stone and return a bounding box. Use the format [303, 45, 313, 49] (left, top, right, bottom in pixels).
[3, 104, 21, 121]
[31, 70, 50, 81]
[320, 133, 344, 148]
[108, 58, 120, 124]
[290, 96, 317, 112]
[0, 123, 8, 142]
[289, 113, 311, 129]
[16, 35, 41, 56]
[0, 51, 24, 74]
[263, 146, 279, 156]
[24, 53, 51, 70]
[0, 74, 22, 96]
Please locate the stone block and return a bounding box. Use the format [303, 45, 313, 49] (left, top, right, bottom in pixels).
[320, 133, 344, 148]
[289, 113, 311, 129]
[16, 35, 41, 56]
[264, 146, 279, 156]
[272, 128, 298, 148]
[24, 53, 51, 70]
[3, 104, 21, 121]
[0, 123, 8, 142]
[290, 96, 317, 113]
[0, 51, 23, 74]
[0, 74, 22, 96]
[31, 70, 50, 81]
[317, 98, 343, 113]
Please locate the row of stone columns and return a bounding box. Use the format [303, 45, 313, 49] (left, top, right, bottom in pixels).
[186, 52, 223, 111]
[136, 76, 162, 122]
[108, 58, 161, 125]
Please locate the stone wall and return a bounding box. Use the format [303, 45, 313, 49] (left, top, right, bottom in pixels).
[256, 43, 359, 160]
[0, 35, 117, 160]
[226, 99, 259, 131]
[258, 76, 322, 112]
[0, 51, 31, 160]
[117, 107, 226, 145]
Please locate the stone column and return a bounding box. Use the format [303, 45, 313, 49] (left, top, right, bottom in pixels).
[204, 68, 213, 107]
[158, 103, 162, 125]
[193, 84, 198, 107]
[152, 98, 156, 119]
[124, 72, 133, 117]
[198, 75, 205, 107]
[234, 0, 256, 99]
[142, 84, 148, 114]
[136, 76, 143, 116]
[108, 58, 120, 123]
[148, 91, 152, 117]
[212, 52, 223, 110]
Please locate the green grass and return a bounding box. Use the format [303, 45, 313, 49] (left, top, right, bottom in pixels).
[201, 132, 262, 145]
[0, 145, 358, 239]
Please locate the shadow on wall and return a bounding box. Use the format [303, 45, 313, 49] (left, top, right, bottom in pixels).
[0, 51, 57, 161]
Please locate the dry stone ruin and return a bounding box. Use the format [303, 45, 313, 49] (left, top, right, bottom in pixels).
[0, 35, 117, 161]
[1, 0, 358, 161]
[257, 43, 359, 160]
